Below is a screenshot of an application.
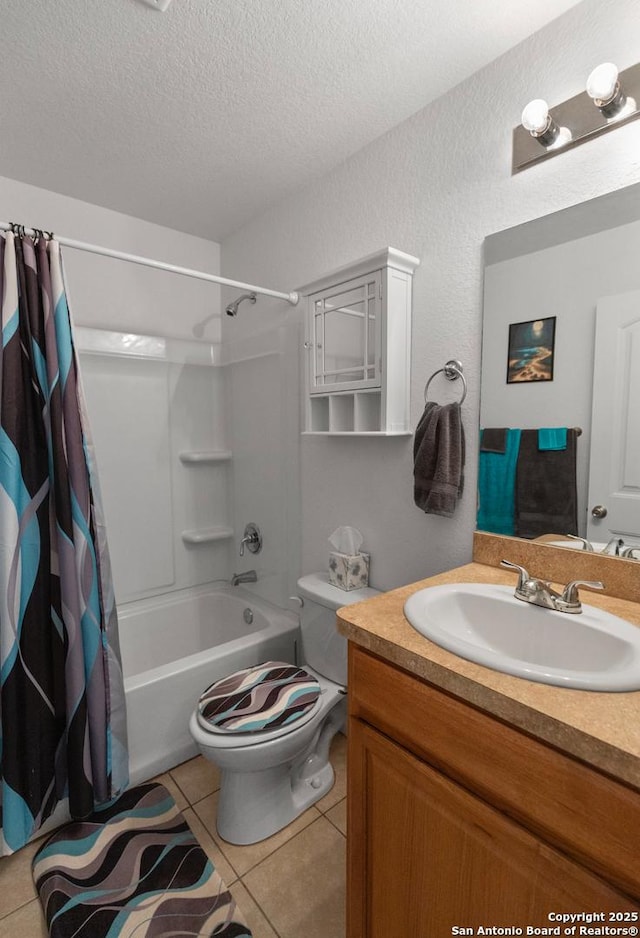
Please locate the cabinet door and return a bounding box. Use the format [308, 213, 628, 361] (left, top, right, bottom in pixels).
[309, 273, 381, 393]
[348, 719, 638, 938]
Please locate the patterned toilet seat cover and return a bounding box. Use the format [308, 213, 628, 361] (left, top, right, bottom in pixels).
[197, 661, 322, 733]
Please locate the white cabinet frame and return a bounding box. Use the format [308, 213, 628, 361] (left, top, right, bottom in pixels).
[300, 248, 419, 436]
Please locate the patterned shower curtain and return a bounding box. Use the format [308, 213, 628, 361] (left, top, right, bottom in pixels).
[0, 227, 128, 855]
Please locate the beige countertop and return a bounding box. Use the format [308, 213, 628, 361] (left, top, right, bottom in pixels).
[336, 559, 640, 790]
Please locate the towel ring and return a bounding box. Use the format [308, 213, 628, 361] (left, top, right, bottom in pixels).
[424, 359, 467, 405]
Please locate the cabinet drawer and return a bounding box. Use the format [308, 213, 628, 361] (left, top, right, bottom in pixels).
[349, 644, 640, 899]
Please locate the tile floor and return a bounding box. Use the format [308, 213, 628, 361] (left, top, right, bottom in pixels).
[0, 734, 347, 938]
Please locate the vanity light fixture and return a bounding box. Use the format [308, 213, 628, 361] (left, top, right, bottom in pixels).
[586, 63, 625, 116]
[521, 100, 559, 146]
[521, 99, 572, 150]
[513, 60, 640, 173]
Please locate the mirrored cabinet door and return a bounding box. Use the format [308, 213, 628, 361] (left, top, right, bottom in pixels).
[310, 273, 381, 393]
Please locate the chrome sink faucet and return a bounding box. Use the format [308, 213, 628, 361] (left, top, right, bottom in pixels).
[564, 534, 626, 555]
[501, 560, 604, 614]
[602, 537, 625, 556]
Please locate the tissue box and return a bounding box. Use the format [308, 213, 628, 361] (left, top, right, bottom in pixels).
[328, 551, 370, 591]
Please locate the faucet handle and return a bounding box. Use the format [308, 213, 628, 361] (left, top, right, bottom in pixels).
[239, 522, 262, 557]
[500, 560, 531, 590]
[564, 535, 594, 552]
[558, 579, 604, 611]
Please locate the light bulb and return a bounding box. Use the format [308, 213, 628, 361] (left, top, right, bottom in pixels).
[521, 99, 551, 134]
[586, 63, 619, 103]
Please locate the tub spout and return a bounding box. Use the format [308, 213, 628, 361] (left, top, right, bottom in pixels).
[231, 570, 257, 587]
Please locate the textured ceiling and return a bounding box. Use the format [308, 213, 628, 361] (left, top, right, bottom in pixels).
[0, 0, 583, 241]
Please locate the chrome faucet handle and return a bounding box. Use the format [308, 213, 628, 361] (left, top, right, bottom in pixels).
[500, 560, 531, 591]
[239, 522, 262, 557]
[557, 579, 604, 613]
[621, 546, 640, 559]
[565, 535, 594, 551]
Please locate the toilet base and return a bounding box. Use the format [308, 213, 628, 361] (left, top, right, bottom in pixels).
[214, 702, 345, 845]
[216, 757, 336, 845]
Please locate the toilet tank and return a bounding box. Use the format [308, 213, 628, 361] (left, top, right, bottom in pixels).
[296, 573, 380, 686]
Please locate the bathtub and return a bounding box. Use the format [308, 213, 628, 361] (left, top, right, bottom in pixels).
[118, 585, 300, 784]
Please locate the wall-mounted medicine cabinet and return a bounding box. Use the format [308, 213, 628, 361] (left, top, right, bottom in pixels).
[300, 247, 419, 436]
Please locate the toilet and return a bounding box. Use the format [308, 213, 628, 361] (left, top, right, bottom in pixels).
[188, 572, 379, 845]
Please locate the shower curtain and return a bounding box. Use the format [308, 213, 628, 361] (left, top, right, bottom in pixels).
[0, 227, 128, 855]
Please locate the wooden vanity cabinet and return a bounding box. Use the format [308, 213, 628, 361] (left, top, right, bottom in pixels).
[347, 645, 640, 937]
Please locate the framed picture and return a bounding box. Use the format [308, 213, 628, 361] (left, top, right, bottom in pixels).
[506, 316, 556, 384]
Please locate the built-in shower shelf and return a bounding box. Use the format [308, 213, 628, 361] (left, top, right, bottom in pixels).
[179, 450, 232, 464]
[181, 526, 234, 545]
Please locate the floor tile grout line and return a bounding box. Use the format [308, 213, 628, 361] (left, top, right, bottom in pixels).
[188, 794, 324, 880]
[0, 893, 40, 922]
[323, 814, 347, 839]
[188, 799, 244, 881]
[217, 810, 325, 881]
[236, 813, 346, 938]
[316, 794, 346, 817]
[236, 812, 330, 880]
[237, 876, 285, 938]
[167, 765, 220, 808]
[181, 808, 242, 887]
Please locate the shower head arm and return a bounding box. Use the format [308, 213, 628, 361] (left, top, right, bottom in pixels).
[225, 292, 257, 316]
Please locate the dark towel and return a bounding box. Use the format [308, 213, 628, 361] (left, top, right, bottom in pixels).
[514, 428, 578, 538]
[480, 427, 507, 453]
[413, 402, 465, 517]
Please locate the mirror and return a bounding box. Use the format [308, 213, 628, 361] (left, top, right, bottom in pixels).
[479, 181, 640, 557]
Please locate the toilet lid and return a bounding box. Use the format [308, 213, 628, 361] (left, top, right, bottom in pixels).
[197, 661, 321, 734]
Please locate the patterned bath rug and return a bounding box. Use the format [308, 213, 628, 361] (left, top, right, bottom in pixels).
[32, 782, 252, 937]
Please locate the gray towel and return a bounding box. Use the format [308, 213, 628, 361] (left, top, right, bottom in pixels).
[413, 402, 465, 517]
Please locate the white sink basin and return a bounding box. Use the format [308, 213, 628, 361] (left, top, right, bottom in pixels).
[403, 583, 640, 691]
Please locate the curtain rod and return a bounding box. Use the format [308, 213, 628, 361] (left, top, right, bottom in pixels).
[0, 221, 299, 306]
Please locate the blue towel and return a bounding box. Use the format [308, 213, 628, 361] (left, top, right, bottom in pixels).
[477, 428, 522, 535]
[538, 427, 567, 451]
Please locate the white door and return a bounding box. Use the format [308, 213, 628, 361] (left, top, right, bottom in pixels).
[587, 290, 640, 543]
